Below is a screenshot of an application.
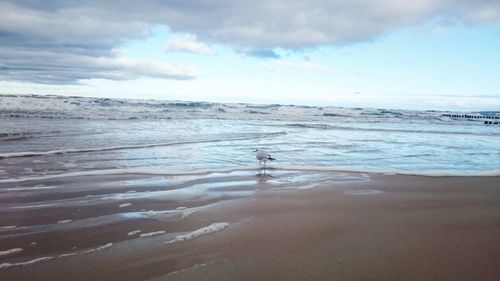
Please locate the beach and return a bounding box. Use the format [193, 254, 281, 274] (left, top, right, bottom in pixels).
[1, 96, 499, 280]
[1, 1, 500, 280]
[1, 171, 499, 281]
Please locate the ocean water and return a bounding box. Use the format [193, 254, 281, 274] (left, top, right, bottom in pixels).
[1, 114, 499, 180]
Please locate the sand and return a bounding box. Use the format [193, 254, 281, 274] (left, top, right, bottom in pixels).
[0, 173, 499, 281]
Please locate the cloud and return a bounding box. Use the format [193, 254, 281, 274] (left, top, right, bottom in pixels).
[1, 0, 499, 84]
[0, 1, 196, 84]
[0, 47, 197, 84]
[166, 34, 213, 54]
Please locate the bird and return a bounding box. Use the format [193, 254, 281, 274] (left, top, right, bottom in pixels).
[254, 148, 275, 167]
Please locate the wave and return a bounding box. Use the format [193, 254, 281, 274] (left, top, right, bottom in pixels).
[271, 165, 500, 177]
[286, 123, 336, 130]
[0, 167, 258, 183]
[1, 164, 498, 184]
[285, 123, 499, 136]
[0, 131, 286, 159]
[0, 130, 61, 141]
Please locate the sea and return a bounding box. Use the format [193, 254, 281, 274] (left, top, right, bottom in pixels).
[1, 94, 499, 180]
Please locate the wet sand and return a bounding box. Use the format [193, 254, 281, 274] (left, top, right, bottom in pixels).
[1, 171, 499, 281]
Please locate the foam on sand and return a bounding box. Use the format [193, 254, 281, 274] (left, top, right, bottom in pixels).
[58, 253, 77, 258]
[0, 256, 54, 269]
[81, 243, 113, 254]
[181, 210, 194, 218]
[127, 230, 142, 236]
[119, 203, 132, 208]
[165, 222, 229, 244]
[140, 231, 166, 238]
[59, 243, 113, 258]
[0, 225, 16, 230]
[4, 185, 57, 192]
[0, 248, 23, 257]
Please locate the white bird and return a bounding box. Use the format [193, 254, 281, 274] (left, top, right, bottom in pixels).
[254, 148, 275, 167]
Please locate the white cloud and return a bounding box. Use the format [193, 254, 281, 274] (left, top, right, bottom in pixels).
[0, 0, 499, 84]
[166, 34, 213, 54]
[0, 47, 197, 84]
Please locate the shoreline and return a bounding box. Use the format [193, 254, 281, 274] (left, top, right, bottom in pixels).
[0, 172, 499, 280]
[1, 165, 499, 184]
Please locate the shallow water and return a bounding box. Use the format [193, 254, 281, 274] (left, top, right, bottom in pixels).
[0, 117, 499, 179]
[0, 110, 499, 279]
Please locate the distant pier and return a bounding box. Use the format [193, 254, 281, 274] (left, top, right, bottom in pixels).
[441, 113, 500, 125]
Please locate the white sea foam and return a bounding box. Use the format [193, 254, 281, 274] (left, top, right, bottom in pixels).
[140, 231, 166, 238]
[119, 203, 132, 208]
[0, 248, 23, 257]
[0, 94, 464, 125]
[181, 210, 194, 218]
[127, 230, 142, 236]
[81, 243, 113, 254]
[143, 210, 171, 217]
[165, 222, 229, 244]
[0, 256, 53, 269]
[58, 252, 77, 258]
[13, 204, 54, 209]
[57, 219, 72, 224]
[0, 225, 16, 230]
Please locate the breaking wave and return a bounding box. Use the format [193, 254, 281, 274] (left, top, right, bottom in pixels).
[0, 131, 286, 159]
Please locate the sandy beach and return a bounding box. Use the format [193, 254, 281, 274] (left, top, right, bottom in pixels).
[1, 0, 500, 280]
[1, 171, 499, 281]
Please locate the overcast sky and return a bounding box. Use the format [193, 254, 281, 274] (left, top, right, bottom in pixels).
[1, 0, 499, 110]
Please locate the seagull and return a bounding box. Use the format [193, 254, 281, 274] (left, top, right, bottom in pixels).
[254, 148, 275, 167]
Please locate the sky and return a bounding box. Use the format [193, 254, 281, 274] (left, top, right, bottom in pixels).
[0, 1, 499, 111]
